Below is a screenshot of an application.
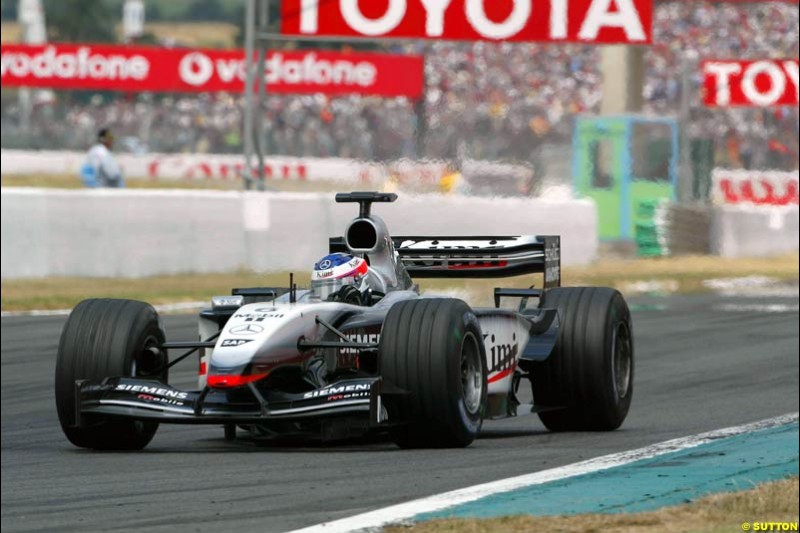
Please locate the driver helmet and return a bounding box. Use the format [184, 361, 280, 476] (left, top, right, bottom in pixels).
[311, 253, 369, 301]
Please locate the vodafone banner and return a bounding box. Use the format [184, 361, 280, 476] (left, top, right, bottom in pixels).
[281, 0, 652, 44]
[0, 43, 424, 98]
[703, 59, 799, 107]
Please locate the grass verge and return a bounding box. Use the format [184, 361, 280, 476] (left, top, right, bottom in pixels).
[422, 253, 799, 306]
[1, 22, 21, 43]
[0, 271, 307, 312]
[2, 255, 797, 312]
[1, 173, 351, 193]
[1, 22, 238, 48]
[382, 476, 799, 533]
[138, 22, 239, 48]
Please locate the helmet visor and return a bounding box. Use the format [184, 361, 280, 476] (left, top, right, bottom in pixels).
[311, 275, 360, 301]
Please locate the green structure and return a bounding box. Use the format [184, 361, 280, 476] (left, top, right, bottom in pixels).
[572, 115, 678, 241]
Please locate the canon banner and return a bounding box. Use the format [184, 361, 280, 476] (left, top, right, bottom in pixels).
[281, 0, 653, 44]
[0, 43, 425, 98]
[703, 59, 799, 107]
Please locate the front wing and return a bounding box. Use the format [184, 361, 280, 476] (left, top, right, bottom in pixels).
[74, 376, 388, 426]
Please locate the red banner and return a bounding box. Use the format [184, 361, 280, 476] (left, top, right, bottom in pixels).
[703, 59, 799, 107]
[712, 169, 799, 206]
[281, 0, 652, 44]
[0, 43, 425, 98]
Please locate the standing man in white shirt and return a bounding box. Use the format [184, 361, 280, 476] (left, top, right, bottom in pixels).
[82, 128, 124, 188]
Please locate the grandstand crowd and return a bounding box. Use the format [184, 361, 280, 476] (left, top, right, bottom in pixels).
[1, 0, 798, 170]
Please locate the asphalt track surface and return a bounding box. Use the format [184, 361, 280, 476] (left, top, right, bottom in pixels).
[2, 292, 798, 533]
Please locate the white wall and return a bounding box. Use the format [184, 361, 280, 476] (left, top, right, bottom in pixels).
[1, 188, 247, 278]
[1, 189, 598, 279]
[711, 205, 799, 258]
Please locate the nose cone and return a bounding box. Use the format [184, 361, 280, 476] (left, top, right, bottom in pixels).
[207, 302, 328, 387]
[205, 349, 260, 388]
[206, 372, 268, 389]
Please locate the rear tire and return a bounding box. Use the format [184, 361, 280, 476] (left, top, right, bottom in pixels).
[380, 298, 487, 448]
[531, 287, 633, 431]
[55, 298, 168, 450]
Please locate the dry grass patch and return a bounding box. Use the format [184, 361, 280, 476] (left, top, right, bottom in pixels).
[2, 255, 797, 311]
[0, 173, 243, 190]
[3, 174, 91, 190]
[2, 173, 357, 193]
[139, 22, 239, 48]
[1, 271, 310, 311]
[383, 477, 799, 533]
[422, 253, 799, 306]
[0, 21, 238, 48]
[1, 21, 21, 43]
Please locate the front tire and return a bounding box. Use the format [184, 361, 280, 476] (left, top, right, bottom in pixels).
[55, 298, 168, 450]
[380, 298, 487, 448]
[531, 287, 634, 431]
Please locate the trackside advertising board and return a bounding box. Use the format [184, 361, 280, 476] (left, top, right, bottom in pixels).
[0, 43, 425, 98]
[703, 59, 799, 107]
[280, 0, 653, 44]
[711, 169, 799, 206]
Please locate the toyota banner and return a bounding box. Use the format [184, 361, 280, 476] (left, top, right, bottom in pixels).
[703, 59, 799, 107]
[0, 43, 425, 98]
[280, 0, 653, 44]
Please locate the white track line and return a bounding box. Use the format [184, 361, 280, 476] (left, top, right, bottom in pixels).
[714, 303, 799, 313]
[287, 413, 798, 533]
[1, 301, 207, 318]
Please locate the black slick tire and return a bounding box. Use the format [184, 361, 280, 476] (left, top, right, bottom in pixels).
[55, 298, 167, 450]
[531, 287, 633, 431]
[380, 298, 487, 448]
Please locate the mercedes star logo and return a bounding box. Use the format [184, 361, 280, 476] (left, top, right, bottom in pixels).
[319, 259, 332, 269]
[229, 324, 264, 335]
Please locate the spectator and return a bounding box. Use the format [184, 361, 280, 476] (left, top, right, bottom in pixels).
[82, 128, 124, 188]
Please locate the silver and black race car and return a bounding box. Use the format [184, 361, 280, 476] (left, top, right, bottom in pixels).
[55, 192, 634, 450]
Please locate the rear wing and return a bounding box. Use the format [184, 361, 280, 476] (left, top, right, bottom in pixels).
[330, 235, 561, 288]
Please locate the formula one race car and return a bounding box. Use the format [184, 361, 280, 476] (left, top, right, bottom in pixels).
[55, 192, 634, 450]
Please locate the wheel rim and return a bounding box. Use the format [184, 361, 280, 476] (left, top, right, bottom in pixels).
[131, 334, 164, 434]
[611, 321, 632, 399]
[131, 334, 163, 378]
[460, 331, 483, 415]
